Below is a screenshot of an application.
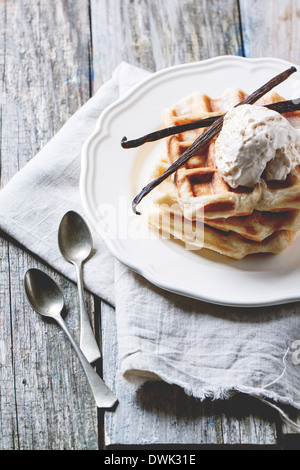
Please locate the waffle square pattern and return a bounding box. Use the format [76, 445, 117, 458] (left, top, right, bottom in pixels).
[147, 89, 300, 259]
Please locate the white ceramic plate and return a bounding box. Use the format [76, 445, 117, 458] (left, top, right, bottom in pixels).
[80, 55, 300, 307]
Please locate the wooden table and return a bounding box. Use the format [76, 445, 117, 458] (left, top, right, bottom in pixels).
[1, 0, 300, 450]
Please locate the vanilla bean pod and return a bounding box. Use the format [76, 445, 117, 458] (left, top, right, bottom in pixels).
[122, 98, 300, 149]
[132, 66, 297, 214]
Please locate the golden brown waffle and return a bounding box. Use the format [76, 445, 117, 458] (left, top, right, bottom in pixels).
[203, 210, 300, 242]
[148, 206, 297, 260]
[147, 154, 300, 257]
[162, 89, 300, 220]
[149, 154, 300, 242]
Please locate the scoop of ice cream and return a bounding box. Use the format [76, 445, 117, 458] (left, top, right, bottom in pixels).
[215, 104, 300, 188]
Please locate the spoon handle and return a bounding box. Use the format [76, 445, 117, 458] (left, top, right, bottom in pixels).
[55, 314, 117, 409]
[74, 261, 101, 363]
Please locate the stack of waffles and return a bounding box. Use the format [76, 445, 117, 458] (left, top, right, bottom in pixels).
[147, 89, 300, 259]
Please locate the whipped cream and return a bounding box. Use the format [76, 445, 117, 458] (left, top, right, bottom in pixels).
[215, 104, 300, 188]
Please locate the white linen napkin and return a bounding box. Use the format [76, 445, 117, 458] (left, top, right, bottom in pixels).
[0, 62, 149, 307]
[1, 62, 300, 416]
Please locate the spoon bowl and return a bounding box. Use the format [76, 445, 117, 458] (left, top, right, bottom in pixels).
[58, 210, 92, 263]
[58, 210, 101, 363]
[24, 268, 64, 318]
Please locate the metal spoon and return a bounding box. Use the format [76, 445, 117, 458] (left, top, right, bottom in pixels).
[24, 268, 117, 409]
[58, 210, 100, 363]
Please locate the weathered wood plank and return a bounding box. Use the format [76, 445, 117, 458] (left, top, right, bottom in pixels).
[239, 0, 300, 447]
[92, 0, 278, 446]
[91, 0, 242, 89]
[0, 0, 99, 450]
[0, 235, 18, 449]
[0, 1, 18, 450]
[239, 0, 300, 63]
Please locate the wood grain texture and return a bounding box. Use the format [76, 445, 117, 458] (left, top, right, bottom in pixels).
[239, 0, 300, 63]
[0, 0, 99, 450]
[240, 0, 300, 446]
[91, 0, 242, 90]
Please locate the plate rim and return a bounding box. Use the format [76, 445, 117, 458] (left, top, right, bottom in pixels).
[80, 55, 300, 307]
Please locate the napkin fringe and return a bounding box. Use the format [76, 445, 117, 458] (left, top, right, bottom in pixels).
[125, 371, 300, 432]
[124, 367, 300, 408]
[123, 346, 300, 432]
